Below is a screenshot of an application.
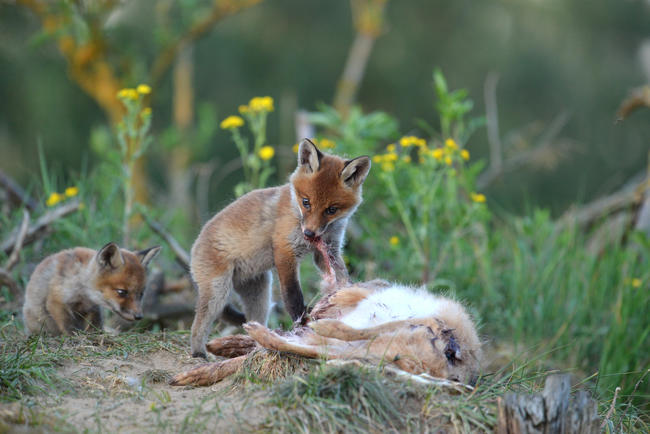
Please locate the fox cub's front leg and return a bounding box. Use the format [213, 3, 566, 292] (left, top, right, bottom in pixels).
[273, 247, 305, 321]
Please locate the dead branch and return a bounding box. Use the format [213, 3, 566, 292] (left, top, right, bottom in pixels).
[477, 112, 571, 189]
[1, 200, 80, 255]
[497, 374, 599, 434]
[5, 210, 30, 271]
[0, 170, 38, 211]
[560, 173, 647, 228]
[484, 72, 503, 176]
[333, 0, 389, 115]
[140, 213, 190, 269]
[616, 85, 650, 122]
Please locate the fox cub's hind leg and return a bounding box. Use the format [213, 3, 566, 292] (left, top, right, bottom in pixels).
[234, 270, 272, 326]
[190, 268, 235, 358]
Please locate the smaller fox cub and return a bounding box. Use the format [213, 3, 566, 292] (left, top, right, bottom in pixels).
[23, 242, 160, 335]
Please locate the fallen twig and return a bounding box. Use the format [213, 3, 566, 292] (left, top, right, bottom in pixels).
[560, 173, 647, 228]
[0, 170, 38, 211]
[5, 210, 30, 271]
[140, 213, 190, 269]
[1, 200, 80, 255]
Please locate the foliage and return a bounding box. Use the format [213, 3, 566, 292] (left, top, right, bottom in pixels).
[221, 96, 277, 197]
[307, 70, 649, 411]
[115, 85, 154, 244]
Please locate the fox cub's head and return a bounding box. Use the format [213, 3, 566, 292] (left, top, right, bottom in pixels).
[290, 139, 371, 241]
[93, 242, 161, 321]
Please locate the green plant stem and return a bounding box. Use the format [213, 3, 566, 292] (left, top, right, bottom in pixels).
[385, 172, 425, 264]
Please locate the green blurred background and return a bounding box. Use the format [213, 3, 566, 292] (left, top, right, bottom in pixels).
[2, 0, 648, 218]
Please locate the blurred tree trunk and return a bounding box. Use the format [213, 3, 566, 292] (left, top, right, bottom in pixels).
[19, 0, 264, 223]
[333, 0, 389, 116]
[169, 46, 195, 216]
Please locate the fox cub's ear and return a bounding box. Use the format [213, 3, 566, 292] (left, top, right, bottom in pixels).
[136, 246, 161, 268]
[297, 138, 323, 173]
[341, 156, 371, 188]
[97, 242, 125, 269]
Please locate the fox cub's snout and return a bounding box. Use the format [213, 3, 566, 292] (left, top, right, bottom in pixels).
[94, 243, 159, 321]
[291, 139, 371, 241]
[23, 242, 161, 335]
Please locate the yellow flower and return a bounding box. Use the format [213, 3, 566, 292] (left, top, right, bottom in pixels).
[471, 192, 486, 203]
[64, 186, 79, 197]
[445, 138, 458, 150]
[142, 107, 152, 117]
[386, 144, 396, 153]
[631, 278, 642, 288]
[220, 115, 244, 130]
[249, 96, 274, 112]
[389, 236, 399, 246]
[444, 156, 453, 166]
[136, 84, 151, 95]
[384, 152, 398, 162]
[372, 155, 384, 164]
[403, 155, 412, 163]
[460, 149, 470, 161]
[292, 143, 300, 153]
[238, 105, 249, 114]
[381, 162, 395, 172]
[399, 136, 425, 148]
[117, 88, 138, 101]
[399, 136, 414, 147]
[431, 148, 444, 161]
[319, 138, 336, 149]
[46, 192, 64, 207]
[258, 146, 275, 160]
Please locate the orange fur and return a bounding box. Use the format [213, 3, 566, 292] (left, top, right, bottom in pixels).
[189, 139, 370, 357]
[23, 243, 160, 335]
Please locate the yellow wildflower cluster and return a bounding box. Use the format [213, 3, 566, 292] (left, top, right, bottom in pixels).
[399, 136, 427, 148]
[373, 136, 472, 172]
[318, 138, 336, 149]
[117, 84, 152, 101]
[258, 146, 275, 161]
[292, 138, 336, 153]
[240, 96, 274, 113]
[389, 236, 400, 246]
[220, 115, 244, 130]
[46, 186, 79, 207]
[470, 192, 486, 203]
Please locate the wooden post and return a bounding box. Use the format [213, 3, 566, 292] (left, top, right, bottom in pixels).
[497, 374, 599, 434]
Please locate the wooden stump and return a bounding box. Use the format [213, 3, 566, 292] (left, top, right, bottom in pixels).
[497, 374, 599, 434]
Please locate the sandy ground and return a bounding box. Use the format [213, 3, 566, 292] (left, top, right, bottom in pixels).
[4, 348, 272, 433]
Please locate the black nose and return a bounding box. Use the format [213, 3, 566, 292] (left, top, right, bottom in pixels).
[303, 229, 316, 238]
[134, 313, 143, 320]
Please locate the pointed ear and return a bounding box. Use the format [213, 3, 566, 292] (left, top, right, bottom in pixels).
[297, 138, 323, 173]
[340, 156, 371, 188]
[96, 242, 124, 270]
[136, 246, 161, 268]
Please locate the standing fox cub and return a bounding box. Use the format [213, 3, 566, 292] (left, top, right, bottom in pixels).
[190, 139, 370, 357]
[23, 242, 160, 335]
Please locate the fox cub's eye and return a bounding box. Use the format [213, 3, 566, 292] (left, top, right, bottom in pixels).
[116, 289, 128, 298]
[302, 198, 311, 209]
[325, 206, 338, 215]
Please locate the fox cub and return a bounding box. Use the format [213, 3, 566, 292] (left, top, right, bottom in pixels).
[23, 242, 160, 335]
[190, 139, 371, 357]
